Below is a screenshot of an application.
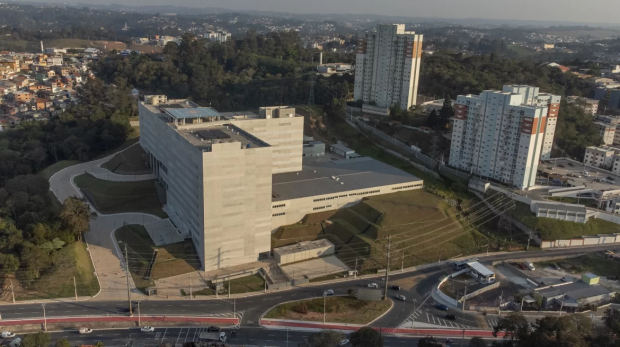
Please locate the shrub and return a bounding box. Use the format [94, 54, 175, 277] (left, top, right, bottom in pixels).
[293, 302, 309, 314]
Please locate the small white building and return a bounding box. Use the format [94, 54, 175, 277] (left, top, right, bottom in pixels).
[533, 202, 588, 223]
[466, 261, 496, 284]
[330, 143, 358, 159]
[273, 240, 335, 265]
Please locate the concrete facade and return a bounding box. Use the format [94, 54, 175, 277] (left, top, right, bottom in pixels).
[140, 96, 425, 271]
[273, 239, 335, 265]
[354, 24, 423, 110]
[449, 85, 561, 189]
[594, 122, 616, 145]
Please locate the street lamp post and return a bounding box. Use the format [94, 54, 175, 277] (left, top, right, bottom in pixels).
[323, 292, 327, 324]
[137, 300, 141, 326]
[42, 303, 47, 331]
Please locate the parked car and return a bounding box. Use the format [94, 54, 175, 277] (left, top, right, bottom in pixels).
[396, 294, 406, 301]
[339, 339, 350, 346]
[206, 326, 221, 333]
[323, 289, 334, 296]
[607, 276, 619, 280]
[608, 176, 615, 180]
[604, 250, 615, 258]
[446, 314, 457, 320]
[568, 162, 575, 166]
[140, 326, 155, 332]
[547, 166, 555, 170]
[9, 338, 21, 347]
[609, 180, 616, 184]
[78, 328, 92, 334]
[552, 264, 561, 270]
[368, 283, 378, 288]
[391, 285, 401, 291]
[519, 263, 527, 270]
[558, 164, 565, 168]
[436, 303, 449, 311]
[1, 332, 16, 338]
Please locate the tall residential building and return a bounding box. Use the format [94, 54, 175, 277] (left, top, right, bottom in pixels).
[203, 31, 231, 43]
[449, 85, 561, 189]
[354, 24, 423, 111]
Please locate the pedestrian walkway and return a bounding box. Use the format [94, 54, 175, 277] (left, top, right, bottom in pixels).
[401, 309, 475, 330]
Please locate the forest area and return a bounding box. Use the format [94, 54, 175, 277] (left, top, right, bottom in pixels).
[0, 79, 136, 296]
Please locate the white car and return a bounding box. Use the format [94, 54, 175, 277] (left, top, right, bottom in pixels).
[368, 283, 378, 288]
[396, 294, 406, 301]
[339, 339, 350, 346]
[323, 289, 334, 296]
[1, 332, 15, 338]
[140, 326, 155, 332]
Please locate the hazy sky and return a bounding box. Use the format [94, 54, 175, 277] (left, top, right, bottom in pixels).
[62, 0, 617, 24]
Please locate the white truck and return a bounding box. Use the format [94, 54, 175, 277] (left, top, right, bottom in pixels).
[523, 261, 535, 271]
[78, 328, 93, 334]
[198, 332, 226, 342]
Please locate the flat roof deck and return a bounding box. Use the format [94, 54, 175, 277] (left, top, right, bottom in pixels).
[177, 124, 267, 150]
[271, 157, 422, 201]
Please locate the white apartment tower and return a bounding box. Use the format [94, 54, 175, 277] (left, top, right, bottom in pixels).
[449, 85, 561, 189]
[354, 24, 423, 111]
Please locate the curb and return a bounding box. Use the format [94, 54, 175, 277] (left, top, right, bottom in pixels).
[0, 315, 238, 327]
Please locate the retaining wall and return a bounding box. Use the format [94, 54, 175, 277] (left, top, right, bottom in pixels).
[459, 282, 500, 303]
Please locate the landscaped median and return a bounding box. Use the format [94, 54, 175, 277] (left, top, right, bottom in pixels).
[0, 316, 238, 332]
[263, 296, 392, 325]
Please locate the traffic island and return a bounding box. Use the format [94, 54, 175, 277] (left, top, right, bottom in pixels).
[263, 296, 392, 325]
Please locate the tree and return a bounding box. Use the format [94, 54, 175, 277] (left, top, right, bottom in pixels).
[94, 342, 104, 347]
[55, 338, 71, 347]
[427, 110, 440, 129]
[603, 308, 620, 335]
[350, 327, 383, 347]
[59, 197, 93, 241]
[306, 330, 345, 347]
[0, 253, 20, 275]
[21, 332, 50, 347]
[438, 95, 454, 130]
[468, 337, 487, 347]
[492, 312, 529, 342]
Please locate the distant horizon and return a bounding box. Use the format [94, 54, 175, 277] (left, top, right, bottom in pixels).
[11, 0, 620, 26]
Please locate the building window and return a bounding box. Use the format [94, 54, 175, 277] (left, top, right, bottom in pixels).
[272, 212, 286, 217]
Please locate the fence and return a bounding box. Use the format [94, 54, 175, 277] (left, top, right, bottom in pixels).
[346, 115, 471, 180]
[541, 234, 620, 249]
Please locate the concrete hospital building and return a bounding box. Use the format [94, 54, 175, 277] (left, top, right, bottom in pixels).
[448, 85, 561, 189]
[139, 96, 423, 270]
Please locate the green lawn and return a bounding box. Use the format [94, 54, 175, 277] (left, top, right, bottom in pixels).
[223, 274, 266, 294]
[511, 201, 620, 240]
[264, 296, 392, 324]
[101, 143, 150, 175]
[74, 173, 168, 218]
[39, 160, 80, 180]
[115, 225, 199, 293]
[508, 45, 538, 58]
[537, 254, 620, 278]
[17, 241, 99, 300]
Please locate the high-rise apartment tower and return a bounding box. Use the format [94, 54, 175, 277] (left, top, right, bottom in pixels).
[353, 24, 423, 111]
[449, 85, 561, 189]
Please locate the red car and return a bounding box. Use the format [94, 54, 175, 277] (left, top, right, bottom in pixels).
[519, 264, 527, 270]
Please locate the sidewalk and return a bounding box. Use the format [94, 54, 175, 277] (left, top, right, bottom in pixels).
[260, 318, 505, 338]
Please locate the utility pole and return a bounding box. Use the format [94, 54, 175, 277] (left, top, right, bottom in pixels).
[462, 285, 467, 312]
[228, 276, 231, 298]
[323, 292, 327, 324]
[10, 280, 15, 304]
[74, 276, 78, 302]
[383, 234, 391, 300]
[354, 257, 358, 279]
[401, 253, 404, 273]
[498, 290, 504, 316]
[190, 275, 193, 299]
[137, 300, 141, 326]
[124, 244, 133, 317]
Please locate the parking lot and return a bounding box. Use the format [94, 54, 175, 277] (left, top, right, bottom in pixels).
[535, 158, 620, 194]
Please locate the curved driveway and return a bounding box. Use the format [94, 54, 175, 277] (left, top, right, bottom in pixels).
[49, 144, 160, 301]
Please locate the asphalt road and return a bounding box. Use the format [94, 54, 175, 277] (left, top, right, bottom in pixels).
[3, 327, 477, 347]
[0, 245, 613, 331]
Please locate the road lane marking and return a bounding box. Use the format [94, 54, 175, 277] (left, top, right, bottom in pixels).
[184, 329, 190, 342]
